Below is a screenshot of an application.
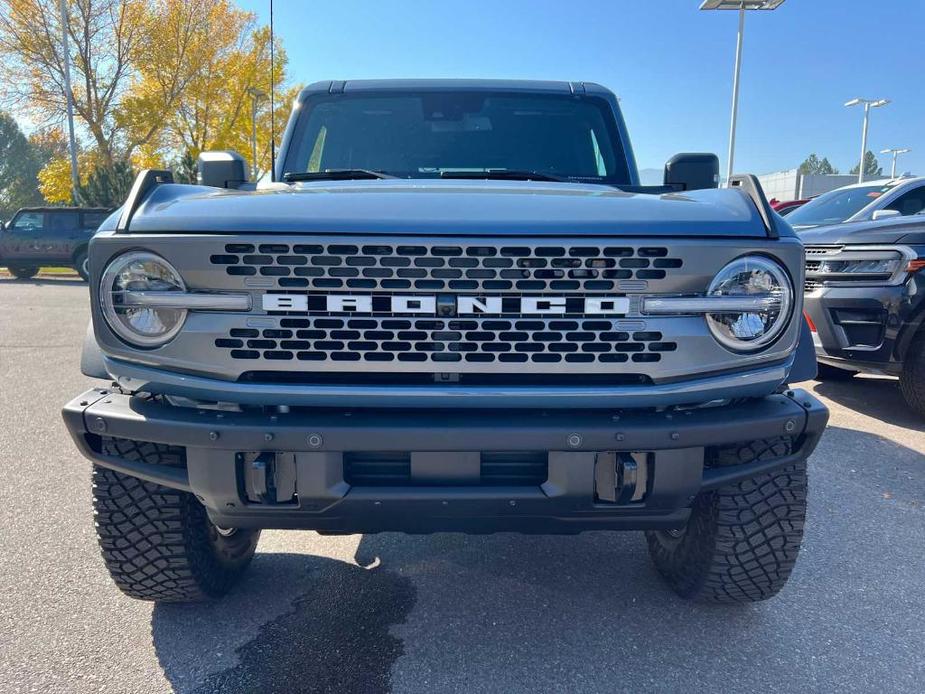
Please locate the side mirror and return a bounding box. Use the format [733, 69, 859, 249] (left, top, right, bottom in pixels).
[197, 150, 249, 189]
[871, 209, 901, 221]
[664, 153, 720, 191]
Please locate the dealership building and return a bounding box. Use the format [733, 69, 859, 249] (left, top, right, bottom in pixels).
[757, 169, 859, 203]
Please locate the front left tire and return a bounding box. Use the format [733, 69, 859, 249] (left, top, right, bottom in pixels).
[900, 337, 925, 419]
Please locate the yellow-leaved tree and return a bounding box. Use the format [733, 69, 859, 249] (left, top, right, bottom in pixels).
[1, 0, 294, 201]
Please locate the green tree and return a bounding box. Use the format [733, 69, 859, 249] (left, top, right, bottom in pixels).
[798, 153, 839, 176]
[850, 151, 883, 178]
[0, 111, 47, 219]
[172, 149, 198, 184]
[74, 160, 136, 208]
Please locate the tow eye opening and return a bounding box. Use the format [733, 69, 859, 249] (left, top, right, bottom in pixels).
[594, 451, 650, 504]
[239, 451, 298, 505]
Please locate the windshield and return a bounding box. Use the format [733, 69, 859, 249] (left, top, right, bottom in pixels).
[282, 91, 630, 183]
[786, 184, 892, 227]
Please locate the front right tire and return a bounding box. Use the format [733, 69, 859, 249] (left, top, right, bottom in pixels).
[645, 437, 807, 604]
[74, 249, 90, 282]
[7, 265, 38, 280]
[93, 439, 260, 602]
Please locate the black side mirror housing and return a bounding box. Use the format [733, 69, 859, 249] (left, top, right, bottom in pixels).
[664, 153, 720, 191]
[197, 151, 249, 189]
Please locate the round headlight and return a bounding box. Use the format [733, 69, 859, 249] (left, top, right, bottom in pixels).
[705, 255, 793, 352]
[100, 252, 187, 347]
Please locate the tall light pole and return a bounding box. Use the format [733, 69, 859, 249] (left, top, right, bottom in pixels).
[58, 0, 79, 201]
[845, 98, 890, 183]
[245, 87, 266, 180]
[700, 1, 786, 186]
[880, 148, 910, 179]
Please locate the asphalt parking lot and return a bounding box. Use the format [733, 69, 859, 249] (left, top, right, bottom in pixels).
[1, 276, 923, 693]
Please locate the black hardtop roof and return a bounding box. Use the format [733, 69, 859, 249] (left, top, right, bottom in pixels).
[298, 78, 614, 102]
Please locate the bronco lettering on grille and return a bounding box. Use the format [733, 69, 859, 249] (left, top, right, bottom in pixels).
[262, 294, 631, 316]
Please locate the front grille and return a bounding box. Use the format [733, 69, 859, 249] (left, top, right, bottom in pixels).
[216, 318, 677, 366]
[343, 451, 548, 486]
[209, 242, 683, 293]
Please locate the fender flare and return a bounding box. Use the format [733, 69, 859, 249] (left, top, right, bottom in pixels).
[786, 318, 818, 384]
[80, 321, 109, 379]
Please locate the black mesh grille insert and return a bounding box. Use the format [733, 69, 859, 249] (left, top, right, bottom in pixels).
[216, 320, 675, 366]
[343, 451, 548, 486]
[209, 242, 682, 292]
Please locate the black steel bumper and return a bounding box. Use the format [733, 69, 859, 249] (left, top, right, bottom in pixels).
[62, 389, 828, 534]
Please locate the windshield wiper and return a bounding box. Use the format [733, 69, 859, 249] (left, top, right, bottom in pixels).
[283, 169, 394, 182]
[438, 169, 564, 182]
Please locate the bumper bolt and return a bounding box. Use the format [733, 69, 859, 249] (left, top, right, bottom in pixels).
[264, 433, 274, 442]
[209, 431, 220, 441]
[567, 433, 582, 448]
[307, 433, 323, 449]
[615, 433, 625, 442]
[670, 432, 680, 441]
[784, 419, 796, 433]
[92, 417, 106, 433]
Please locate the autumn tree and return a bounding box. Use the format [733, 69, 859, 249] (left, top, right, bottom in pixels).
[161, 23, 296, 178]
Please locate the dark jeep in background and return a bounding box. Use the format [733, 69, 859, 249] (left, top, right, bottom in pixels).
[803, 213, 925, 416]
[62, 80, 827, 605]
[0, 206, 110, 281]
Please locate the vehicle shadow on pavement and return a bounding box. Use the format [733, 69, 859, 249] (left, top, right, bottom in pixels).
[0, 276, 86, 287]
[151, 552, 417, 694]
[813, 375, 925, 432]
[149, 426, 924, 694]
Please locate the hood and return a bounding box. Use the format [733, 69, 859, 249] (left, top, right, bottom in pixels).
[799, 215, 925, 246]
[122, 179, 769, 237]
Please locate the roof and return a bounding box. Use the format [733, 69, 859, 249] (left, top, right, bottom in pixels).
[298, 78, 613, 101]
[835, 176, 925, 190]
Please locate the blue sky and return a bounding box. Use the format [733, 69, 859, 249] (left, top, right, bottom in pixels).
[238, 0, 924, 178]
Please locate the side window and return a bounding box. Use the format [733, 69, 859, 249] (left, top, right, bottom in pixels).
[47, 211, 80, 231]
[82, 212, 108, 229]
[11, 212, 44, 231]
[885, 186, 925, 216]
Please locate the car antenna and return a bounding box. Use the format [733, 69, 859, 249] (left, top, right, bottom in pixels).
[269, 0, 276, 182]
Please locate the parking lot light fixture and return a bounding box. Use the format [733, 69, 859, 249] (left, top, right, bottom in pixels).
[845, 98, 891, 183]
[881, 148, 910, 179]
[246, 87, 267, 180]
[700, 1, 787, 186]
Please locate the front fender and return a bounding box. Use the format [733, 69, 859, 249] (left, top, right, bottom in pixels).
[80, 321, 109, 379]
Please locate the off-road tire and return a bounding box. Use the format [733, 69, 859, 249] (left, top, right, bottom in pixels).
[899, 337, 925, 419]
[645, 437, 807, 604]
[7, 265, 38, 280]
[815, 362, 857, 380]
[74, 249, 90, 282]
[92, 438, 260, 602]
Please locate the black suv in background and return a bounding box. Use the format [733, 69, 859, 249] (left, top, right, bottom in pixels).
[0, 207, 111, 281]
[803, 213, 925, 417]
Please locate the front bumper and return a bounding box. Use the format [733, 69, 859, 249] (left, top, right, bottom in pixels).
[63, 389, 828, 534]
[804, 285, 910, 375]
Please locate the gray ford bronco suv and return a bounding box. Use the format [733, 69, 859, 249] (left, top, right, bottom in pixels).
[63, 80, 828, 604]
